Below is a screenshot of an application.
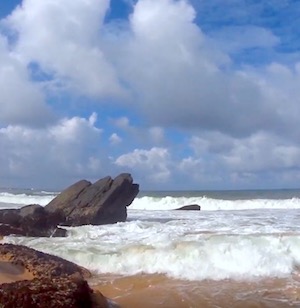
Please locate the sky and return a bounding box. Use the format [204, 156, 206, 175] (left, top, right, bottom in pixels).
[0, 0, 300, 190]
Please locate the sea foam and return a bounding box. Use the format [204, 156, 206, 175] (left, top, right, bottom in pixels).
[0, 192, 55, 207]
[130, 196, 300, 211]
[3, 208, 300, 281]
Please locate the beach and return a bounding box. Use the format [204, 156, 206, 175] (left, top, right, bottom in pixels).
[1, 189, 300, 307]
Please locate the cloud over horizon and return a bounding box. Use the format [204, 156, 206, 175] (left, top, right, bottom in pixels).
[0, 0, 300, 190]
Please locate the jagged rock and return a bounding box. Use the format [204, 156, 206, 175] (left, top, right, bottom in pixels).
[175, 204, 201, 211]
[45, 173, 139, 226]
[0, 173, 139, 237]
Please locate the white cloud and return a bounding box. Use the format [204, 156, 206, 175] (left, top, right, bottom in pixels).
[5, 0, 124, 98]
[0, 0, 300, 189]
[0, 114, 107, 188]
[180, 131, 300, 188]
[109, 133, 122, 145]
[0, 34, 53, 126]
[115, 147, 171, 183]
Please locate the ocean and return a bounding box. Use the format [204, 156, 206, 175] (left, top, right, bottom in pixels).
[1, 188, 300, 307]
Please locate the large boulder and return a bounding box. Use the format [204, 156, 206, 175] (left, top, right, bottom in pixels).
[0, 173, 139, 237]
[45, 173, 139, 226]
[0, 244, 110, 308]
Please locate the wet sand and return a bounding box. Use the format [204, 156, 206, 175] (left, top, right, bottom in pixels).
[90, 273, 300, 308]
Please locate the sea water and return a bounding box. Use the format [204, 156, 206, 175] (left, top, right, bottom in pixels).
[1, 188, 300, 307]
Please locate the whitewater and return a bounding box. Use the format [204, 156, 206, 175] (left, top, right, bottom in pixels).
[1, 189, 300, 306]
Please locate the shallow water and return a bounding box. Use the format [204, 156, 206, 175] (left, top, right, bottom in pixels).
[91, 273, 300, 307]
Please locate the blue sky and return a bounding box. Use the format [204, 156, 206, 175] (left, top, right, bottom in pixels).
[0, 0, 300, 190]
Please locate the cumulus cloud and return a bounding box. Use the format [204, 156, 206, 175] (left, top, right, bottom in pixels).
[108, 0, 290, 140]
[109, 133, 122, 145]
[115, 147, 171, 183]
[0, 114, 108, 188]
[182, 131, 300, 188]
[1, 0, 300, 189]
[0, 34, 54, 127]
[5, 0, 124, 98]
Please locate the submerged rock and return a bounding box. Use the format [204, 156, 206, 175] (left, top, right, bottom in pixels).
[175, 204, 201, 211]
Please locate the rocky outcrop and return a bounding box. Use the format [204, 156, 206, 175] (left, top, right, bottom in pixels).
[0, 205, 66, 237]
[0, 244, 91, 278]
[45, 173, 139, 226]
[175, 204, 201, 211]
[0, 173, 139, 237]
[0, 276, 95, 308]
[0, 244, 110, 308]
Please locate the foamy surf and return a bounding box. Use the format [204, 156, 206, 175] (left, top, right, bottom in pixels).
[130, 196, 300, 211]
[3, 208, 300, 282]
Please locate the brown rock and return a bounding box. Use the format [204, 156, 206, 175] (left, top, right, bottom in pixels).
[0, 277, 100, 308]
[0, 244, 90, 278]
[0, 244, 110, 307]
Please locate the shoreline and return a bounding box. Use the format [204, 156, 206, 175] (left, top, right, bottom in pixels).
[1, 247, 300, 307]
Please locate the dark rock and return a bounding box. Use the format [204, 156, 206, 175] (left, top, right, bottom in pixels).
[45, 180, 92, 216]
[45, 173, 139, 226]
[0, 205, 65, 237]
[175, 204, 201, 211]
[51, 227, 67, 237]
[0, 209, 21, 227]
[0, 173, 139, 237]
[20, 205, 65, 237]
[0, 224, 26, 236]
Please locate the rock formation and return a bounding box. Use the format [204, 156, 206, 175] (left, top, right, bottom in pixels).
[45, 173, 139, 226]
[0, 173, 139, 237]
[0, 244, 110, 308]
[175, 204, 201, 211]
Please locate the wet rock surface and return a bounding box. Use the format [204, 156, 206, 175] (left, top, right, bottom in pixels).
[0, 244, 109, 308]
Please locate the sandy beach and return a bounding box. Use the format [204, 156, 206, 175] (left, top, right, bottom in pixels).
[91, 273, 300, 308]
